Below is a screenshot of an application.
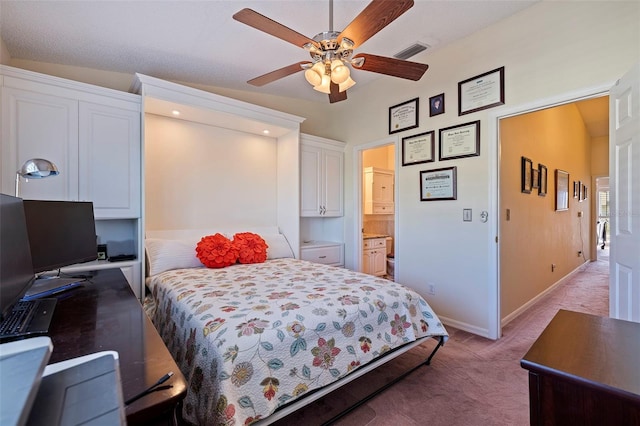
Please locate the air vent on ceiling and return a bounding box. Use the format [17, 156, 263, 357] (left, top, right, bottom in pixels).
[393, 42, 429, 60]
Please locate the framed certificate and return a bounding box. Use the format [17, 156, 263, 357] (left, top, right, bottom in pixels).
[420, 166, 457, 201]
[438, 121, 480, 161]
[458, 67, 505, 116]
[389, 98, 419, 134]
[402, 131, 435, 166]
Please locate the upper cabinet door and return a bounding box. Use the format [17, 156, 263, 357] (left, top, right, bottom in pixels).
[322, 148, 344, 217]
[78, 101, 140, 218]
[1, 87, 79, 200]
[300, 140, 344, 217]
[300, 144, 323, 217]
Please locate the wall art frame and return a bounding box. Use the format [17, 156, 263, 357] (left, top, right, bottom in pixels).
[429, 93, 445, 116]
[439, 120, 480, 161]
[402, 131, 435, 166]
[420, 166, 457, 201]
[458, 66, 505, 116]
[555, 169, 570, 211]
[389, 97, 419, 134]
[521, 156, 532, 194]
[538, 164, 548, 196]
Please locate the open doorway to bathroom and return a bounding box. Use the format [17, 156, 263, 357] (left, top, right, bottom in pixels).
[595, 176, 610, 262]
[361, 143, 396, 281]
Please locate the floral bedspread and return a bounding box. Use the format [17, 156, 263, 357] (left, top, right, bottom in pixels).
[146, 258, 448, 426]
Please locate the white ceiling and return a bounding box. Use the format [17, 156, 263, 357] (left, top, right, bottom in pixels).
[0, 0, 539, 103]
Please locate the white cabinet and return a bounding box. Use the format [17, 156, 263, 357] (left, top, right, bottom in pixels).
[1, 66, 143, 298]
[300, 241, 344, 267]
[362, 238, 387, 276]
[364, 167, 394, 214]
[300, 134, 345, 217]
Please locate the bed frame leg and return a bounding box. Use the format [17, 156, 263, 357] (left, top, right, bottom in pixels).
[320, 336, 445, 426]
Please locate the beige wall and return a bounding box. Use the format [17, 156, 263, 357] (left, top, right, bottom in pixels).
[500, 104, 593, 318]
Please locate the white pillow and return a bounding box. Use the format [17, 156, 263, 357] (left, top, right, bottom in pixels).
[263, 234, 294, 259]
[145, 238, 204, 276]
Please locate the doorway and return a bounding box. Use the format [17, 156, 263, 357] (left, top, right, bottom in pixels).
[497, 95, 609, 330]
[354, 136, 398, 281]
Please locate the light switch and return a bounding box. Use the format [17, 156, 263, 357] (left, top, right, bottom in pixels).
[463, 209, 472, 222]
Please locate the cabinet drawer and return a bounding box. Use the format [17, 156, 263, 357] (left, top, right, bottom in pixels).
[363, 238, 386, 249]
[301, 245, 342, 265]
[371, 203, 394, 214]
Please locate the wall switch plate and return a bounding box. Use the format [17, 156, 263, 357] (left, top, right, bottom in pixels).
[463, 209, 472, 222]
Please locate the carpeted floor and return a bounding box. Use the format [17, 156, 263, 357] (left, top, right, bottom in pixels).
[272, 258, 609, 426]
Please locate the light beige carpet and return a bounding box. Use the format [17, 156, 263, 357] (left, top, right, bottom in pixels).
[272, 259, 609, 426]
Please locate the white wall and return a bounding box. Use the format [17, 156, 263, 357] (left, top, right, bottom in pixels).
[144, 113, 279, 231]
[331, 1, 640, 337]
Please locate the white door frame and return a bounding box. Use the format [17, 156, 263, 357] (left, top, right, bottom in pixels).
[487, 82, 613, 339]
[353, 136, 399, 274]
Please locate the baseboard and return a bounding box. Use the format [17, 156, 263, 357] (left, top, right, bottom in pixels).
[439, 315, 491, 339]
[501, 261, 589, 327]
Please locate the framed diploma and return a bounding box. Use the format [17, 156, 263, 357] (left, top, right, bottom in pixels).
[389, 97, 419, 134]
[402, 131, 435, 166]
[420, 166, 457, 201]
[438, 121, 480, 161]
[458, 67, 505, 116]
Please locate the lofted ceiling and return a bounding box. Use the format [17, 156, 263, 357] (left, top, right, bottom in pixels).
[0, 0, 539, 103]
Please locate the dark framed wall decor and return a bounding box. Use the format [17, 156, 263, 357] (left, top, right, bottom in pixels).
[389, 97, 419, 134]
[532, 168, 540, 189]
[402, 131, 435, 166]
[429, 93, 445, 116]
[521, 156, 532, 194]
[538, 164, 547, 196]
[420, 166, 457, 201]
[458, 66, 505, 116]
[438, 121, 480, 161]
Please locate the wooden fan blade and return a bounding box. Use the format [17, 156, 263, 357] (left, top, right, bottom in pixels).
[329, 81, 348, 103]
[247, 62, 312, 87]
[233, 8, 320, 49]
[338, 0, 414, 49]
[352, 53, 428, 81]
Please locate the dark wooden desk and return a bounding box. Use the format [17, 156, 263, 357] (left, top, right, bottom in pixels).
[521, 309, 640, 425]
[47, 268, 187, 425]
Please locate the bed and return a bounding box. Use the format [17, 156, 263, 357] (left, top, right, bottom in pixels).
[144, 231, 448, 426]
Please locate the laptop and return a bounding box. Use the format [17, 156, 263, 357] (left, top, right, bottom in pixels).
[0, 194, 57, 343]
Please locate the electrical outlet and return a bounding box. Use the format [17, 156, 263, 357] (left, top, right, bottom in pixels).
[428, 284, 436, 295]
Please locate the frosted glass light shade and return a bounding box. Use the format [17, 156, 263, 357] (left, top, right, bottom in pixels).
[339, 77, 356, 92]
[330, 60, 350, 84]
[313, 74, 332, 94]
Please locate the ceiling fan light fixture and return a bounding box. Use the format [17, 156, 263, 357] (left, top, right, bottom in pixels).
[304, 61, 325, 86]
[330, 59, 350, 84]
[338, 77, 356, 93]
[313, 74, 332, 94]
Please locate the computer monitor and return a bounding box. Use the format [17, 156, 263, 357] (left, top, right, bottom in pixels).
[0, 194, 37, 321]
[22, 200, 97, 274]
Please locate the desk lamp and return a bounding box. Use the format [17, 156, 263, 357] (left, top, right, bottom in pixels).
[15, 158, 60, 196]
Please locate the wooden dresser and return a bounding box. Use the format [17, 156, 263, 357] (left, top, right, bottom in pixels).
[521, 309, 640, 425]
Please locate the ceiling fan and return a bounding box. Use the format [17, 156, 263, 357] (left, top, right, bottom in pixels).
[233, 0, 429, 103]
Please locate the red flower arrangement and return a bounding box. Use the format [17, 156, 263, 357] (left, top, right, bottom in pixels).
[233, 232, 268, 264]
[196, 233, 238, 268]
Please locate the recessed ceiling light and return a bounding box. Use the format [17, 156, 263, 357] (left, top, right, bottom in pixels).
[171, 110, 180, 116]
[263, 129, 270, 135]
